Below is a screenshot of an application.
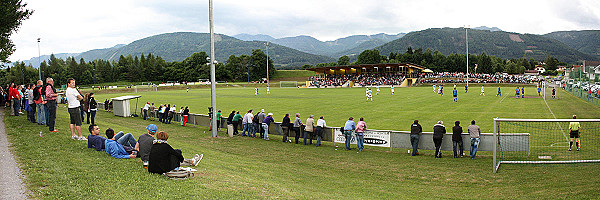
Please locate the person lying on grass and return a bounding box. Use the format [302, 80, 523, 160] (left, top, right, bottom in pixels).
[104, 128, 137, 159]
[87, 124, 106, 151]
[148, 131, 201, 174]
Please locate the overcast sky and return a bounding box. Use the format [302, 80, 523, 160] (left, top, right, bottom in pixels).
[8, 0, 600, 62]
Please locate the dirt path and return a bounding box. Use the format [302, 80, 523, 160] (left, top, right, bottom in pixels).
[0, 110, 28, 199]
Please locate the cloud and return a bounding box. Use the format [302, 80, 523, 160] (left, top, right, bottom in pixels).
[7, 0, 600, 62]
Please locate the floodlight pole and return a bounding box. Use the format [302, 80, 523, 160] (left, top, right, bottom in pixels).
[37, 38, 41, 80]
[465, 26, 469, 87]
[265, 42, 269, 85]
[209, 0, 217, 137]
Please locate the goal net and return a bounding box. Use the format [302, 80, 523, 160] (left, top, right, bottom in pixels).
[541, 81, 559, 100]
[493, 118, 600, 173]
[280, 81, 298, 88]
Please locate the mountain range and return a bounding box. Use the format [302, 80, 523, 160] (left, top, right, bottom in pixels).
[233, 33, 406, 58]
[17, 28, 600, 69]
[377, 28, 598, 63]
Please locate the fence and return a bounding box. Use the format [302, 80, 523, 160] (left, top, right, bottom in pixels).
[96, 102, 529, 153]
[565, 86, 600, 107]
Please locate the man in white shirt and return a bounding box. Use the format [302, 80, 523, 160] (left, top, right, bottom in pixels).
[242, 110, 253, 136]
[143, 102, 150, 120]
[315, 116, 327, 147]
[65, 78, 86, 141]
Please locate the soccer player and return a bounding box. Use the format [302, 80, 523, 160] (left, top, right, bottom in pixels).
[537, 86, 541, 96]
[391, 85, 395, 95]
[186, 87, 189, 93]
[552, 87, 556, 99]
[521, 87, 525, 98]
[568, 115, 580, 151]
[254, 87, 258, 95]
[496, 86, 501, 96]
[266, 86, 270, 94]
[452, 88, 458, 102]
[365, 88, 369, 98]
[439, 84, 444, 96]
[433, 84, 436, 93]
[367, 88, 373, 101]
[376, 86, 380, 95]
[515, 87, 520, 98]
[464, 84, 468, 93]
[480, 85, 485, 96]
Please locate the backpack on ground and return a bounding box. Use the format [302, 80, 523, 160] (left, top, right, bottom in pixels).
[164, 169, 194, 180]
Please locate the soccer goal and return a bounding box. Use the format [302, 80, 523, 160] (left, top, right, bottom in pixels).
[280, 81, 298, 88]
[493, 118, 600, 173]
[541, 81, 559, 100]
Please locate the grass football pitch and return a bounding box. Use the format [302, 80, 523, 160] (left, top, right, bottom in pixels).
[5, 85, 600, 199]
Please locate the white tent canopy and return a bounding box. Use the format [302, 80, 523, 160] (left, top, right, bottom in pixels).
[111, 95, 142, 117]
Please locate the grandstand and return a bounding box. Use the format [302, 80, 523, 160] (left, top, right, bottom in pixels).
[306, 63, 428, 88]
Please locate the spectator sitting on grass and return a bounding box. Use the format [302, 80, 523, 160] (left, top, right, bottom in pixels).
[135, 124, 158, 163]
[104, 128, 137, 159]
[87, 124, 106, 151]
[148, 131, 202, 174]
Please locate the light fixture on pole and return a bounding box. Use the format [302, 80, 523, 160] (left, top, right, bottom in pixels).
[208, 0, 217, 137]
[37, 38, 41, 80]
[465, 26, 469, 87]
[265, 42, 269, 85]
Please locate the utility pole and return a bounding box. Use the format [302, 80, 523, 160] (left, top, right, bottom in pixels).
[209, 0, 217, 137]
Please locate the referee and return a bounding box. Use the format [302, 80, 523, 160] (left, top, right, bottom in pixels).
[569, 115, 580, 151]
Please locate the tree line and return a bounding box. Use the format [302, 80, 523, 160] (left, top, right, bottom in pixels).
[1, 49, 275, 87]
[306, 47, 567, 75]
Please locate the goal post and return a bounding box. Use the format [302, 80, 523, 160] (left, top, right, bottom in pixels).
[280, 81, 298, 88]
[493, 118, 600, 173]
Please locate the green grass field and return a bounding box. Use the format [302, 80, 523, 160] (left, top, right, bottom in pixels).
[5, 85, 600, 199]
[96, 85, 600, 133]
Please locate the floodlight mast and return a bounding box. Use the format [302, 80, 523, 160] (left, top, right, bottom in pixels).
[465, 26, 469, 87]
[265, 42, 269, 85]
[209, 0, 217, 137]
[37, 38, 41, 80]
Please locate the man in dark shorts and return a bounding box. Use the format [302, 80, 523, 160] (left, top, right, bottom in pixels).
[66, 78, 85, 140]
[569, 115, 580, 151]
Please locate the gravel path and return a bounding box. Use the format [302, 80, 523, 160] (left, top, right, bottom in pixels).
[0, 110, 28, 199]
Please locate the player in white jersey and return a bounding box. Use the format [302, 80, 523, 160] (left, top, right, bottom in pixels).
[367, 88, 373, 101]
[433, 84, 436, 93]
[255, 87, 259, 95]
[391, 85, 395, 95]
[480, 85, 485, 96]
[376, 86, 380, 95]
[266, 86, 270, 94]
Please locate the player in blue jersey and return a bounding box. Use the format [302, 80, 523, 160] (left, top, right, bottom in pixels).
[452, 88, 458, 102]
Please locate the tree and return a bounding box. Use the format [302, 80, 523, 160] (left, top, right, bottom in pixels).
[356, 49, 381, 64]
[545, 55, 559, 71]
[337, 55, 350, 66]
[0, 0, 33, 62]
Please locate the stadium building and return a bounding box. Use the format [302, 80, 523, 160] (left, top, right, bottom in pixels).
[306, 63, 430, 87]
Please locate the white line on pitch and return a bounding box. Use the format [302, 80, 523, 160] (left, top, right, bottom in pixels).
[543, 96, 568, 141]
